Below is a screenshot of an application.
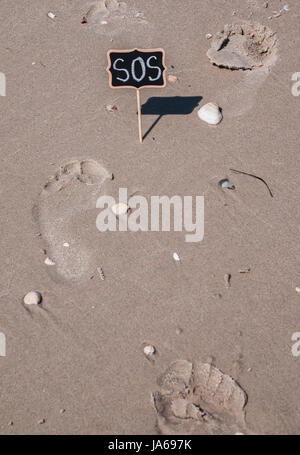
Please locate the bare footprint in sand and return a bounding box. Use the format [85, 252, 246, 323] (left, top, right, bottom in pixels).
[152, 360, 248, 435]
[206, 21, 278, 117]
[84, 0, 148, 36]
[35, 159, 113, 283]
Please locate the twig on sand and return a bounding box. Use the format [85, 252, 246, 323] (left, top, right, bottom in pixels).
[230, 168, 274, 198]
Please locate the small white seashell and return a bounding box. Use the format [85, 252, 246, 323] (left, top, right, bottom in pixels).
[63, 242, 70, 247]
[173, 252, 180, 262]
[101, 20, 108, 25]
[197, 102, 223, 125]
[24, 291, 42, 305]
[44, 257, 55, 266]
[47, 12, 56, 20]
[111, 202, 129, 217]
[144, 345, 156, 356]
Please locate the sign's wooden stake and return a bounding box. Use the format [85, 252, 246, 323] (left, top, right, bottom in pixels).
[136, 89, 143, 143]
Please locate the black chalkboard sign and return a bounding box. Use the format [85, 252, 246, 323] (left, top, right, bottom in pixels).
[107, 48, 166, 89]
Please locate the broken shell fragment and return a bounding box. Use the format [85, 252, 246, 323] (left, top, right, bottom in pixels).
[24, 291, 42, 305]
[44, 257, 55, 266]
[111, 202, 129, 217]
[144, 345, 156, 356]
[239, 266, 251, 273]
[173, 252, 180, 262]
[105, 104, 118, 112]
[198, 102, 222, 125]
[47, 12, 56, 20]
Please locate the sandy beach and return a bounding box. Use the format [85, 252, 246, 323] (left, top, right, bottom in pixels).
[0, 0, 299, 434]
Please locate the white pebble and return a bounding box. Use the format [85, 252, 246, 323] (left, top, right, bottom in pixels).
[283, 5, 289, 11]
[173, 252, 180, 262]
[44, 257, 55, 266]
[144, 345, 155, 356]
[295, 287, 300, 294]
[24, 291, 42, 305]
[197, 102, 222, 125]
[111, 202, 129, 217]
[101, 20, 108, 25]
[47, 12, 56, 20]
[63, 242, 70, 247]
[206, 33, 213, 40]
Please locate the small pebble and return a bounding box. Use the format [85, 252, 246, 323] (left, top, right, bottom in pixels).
[144, 345, 156, 356]
[206, 33, 212, 40]
[101, 20, 108, 25]
[47, 12, 56, 20]
[38, 419, 46, 425]
[63, 242, 70, 247]
[167, 75, 178, 83]
[8, 421, 13, 426]
[176, 327, 183, 335]
[173, 252, 180, 262]
[219, 178, 235, 190]
[81, 16, 87, 24]
[295, 287, 300, 294]
[60, 409, 65, 415]
[283, 5, 289, 11]
[24, 291, 42, 305]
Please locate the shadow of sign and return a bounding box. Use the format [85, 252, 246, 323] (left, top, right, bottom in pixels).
[141, 96, 202, 140]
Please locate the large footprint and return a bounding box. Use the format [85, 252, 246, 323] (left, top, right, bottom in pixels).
[152, 360, 248, 435]
[36, 159, 113, 283]
[84, 0, 148, 36]
[207, 21, 278, 117]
